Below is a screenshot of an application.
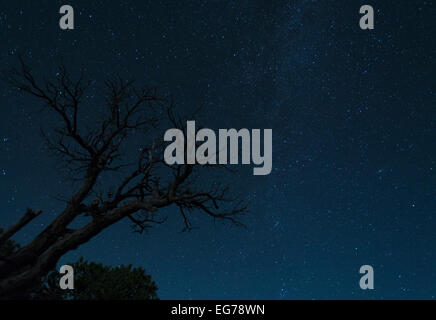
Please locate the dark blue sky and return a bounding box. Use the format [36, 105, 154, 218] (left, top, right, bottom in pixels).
[0, 0, 435, 299]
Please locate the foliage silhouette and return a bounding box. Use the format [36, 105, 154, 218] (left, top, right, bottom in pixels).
[33, 258, 158, 300]
[1, 237, 158, 300]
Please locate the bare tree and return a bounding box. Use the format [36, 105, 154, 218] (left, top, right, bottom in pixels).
[0, 57, 246, 298]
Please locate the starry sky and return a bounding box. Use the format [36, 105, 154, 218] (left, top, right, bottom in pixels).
[0, 0, 435, 299]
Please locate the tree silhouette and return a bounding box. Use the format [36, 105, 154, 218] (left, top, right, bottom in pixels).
[0, 57, 246, 298]
[31, 258, 159, 300]
[0, 237, 158, 300]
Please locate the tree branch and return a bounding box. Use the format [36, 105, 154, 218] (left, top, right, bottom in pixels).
[0, 209, 42, 247]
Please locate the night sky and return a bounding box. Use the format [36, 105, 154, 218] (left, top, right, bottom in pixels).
[1, 0, 435, 299]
